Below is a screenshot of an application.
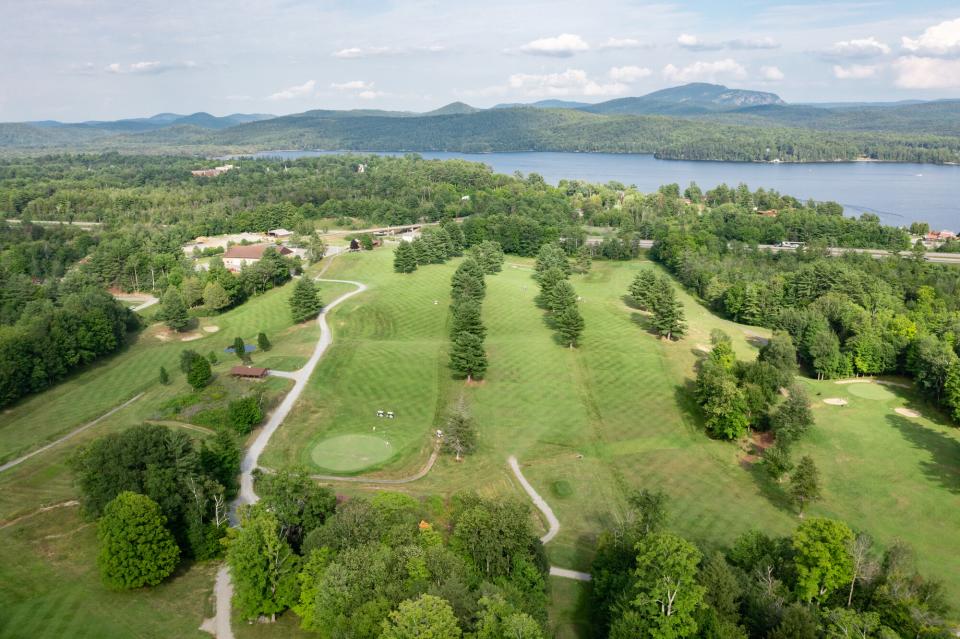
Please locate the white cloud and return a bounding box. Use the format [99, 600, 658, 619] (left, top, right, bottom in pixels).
[662, 59, 747, 83]
[267, 80, 316, 101]
[677, 34, 721, 51]
[331, 80, 373, 91]
[901, 18, 960, 57]
[519, 34, 590, 57]
[598, 37, 647, 50]
[893, 56, 960, 88]
[105, 61, 197, 75]
[678, 34, 777, 51]
[332, 45, 444, 59]
[331, 80, 383, 99]
[727, 37, 779, 50]
[608, 65, 652, 82]
[827, 36, 891, 59]
[832, 64, 880, 79]
[760, 65, 785, 81]
[507, 69, 627, 96]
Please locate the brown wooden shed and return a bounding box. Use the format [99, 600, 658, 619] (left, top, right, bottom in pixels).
[230, 366, 269, 378]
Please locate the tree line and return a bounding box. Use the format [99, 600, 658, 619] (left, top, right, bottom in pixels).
[533, 243, 585, 348]
[590, 489, 953, 639]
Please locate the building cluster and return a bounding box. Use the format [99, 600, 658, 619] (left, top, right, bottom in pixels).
[922, 229, 957, 249]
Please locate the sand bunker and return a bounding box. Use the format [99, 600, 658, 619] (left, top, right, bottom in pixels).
[696, 343, 711, 353]
[202, 325, 220, 333]
[894, 407, 922, 418]
[836, 378, 910, 388]
[823, 398, 848, 406]
[181, 332, 203, 342]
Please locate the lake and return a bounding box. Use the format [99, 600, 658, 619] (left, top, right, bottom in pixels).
[248, 150, 960, 231]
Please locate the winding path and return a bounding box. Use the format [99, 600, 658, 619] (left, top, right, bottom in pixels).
[0, 393, 144, 474]
[310, 444, 440, 484]
[212, 272, 367, 638]
[508, 455, 592, 582]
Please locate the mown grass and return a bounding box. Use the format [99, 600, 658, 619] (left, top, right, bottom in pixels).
[267, 247, 960, 616]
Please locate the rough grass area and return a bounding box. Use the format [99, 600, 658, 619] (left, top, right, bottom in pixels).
[0, 505, 215, 639]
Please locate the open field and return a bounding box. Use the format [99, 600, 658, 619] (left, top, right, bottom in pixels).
[265, 247, 960, 609]
[0, 504, 216, 639]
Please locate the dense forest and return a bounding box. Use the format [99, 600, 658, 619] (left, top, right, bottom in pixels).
[3, 105, 960, 164]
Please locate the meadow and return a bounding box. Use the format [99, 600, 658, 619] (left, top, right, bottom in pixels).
[264, 247, 960, 637]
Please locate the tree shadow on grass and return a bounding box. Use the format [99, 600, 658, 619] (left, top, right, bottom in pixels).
[744, 458, 798, 516]
[885, 414, 960, 494]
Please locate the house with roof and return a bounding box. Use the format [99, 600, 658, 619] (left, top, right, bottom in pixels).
[221, 243, 293, 272]
[268, 228, 294, 239]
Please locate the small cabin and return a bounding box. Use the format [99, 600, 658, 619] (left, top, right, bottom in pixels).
[230, 366, 269, 379]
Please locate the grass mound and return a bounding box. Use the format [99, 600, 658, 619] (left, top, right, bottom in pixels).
[310, 434, 395, 473]
[552, 480, 574, 498]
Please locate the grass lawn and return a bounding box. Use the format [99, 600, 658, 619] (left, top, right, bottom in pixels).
[0, 505, 216, 639]
[266, 247, 960, 613]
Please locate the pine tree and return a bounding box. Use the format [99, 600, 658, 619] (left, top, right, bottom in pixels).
[450, 331, 487, 381]
[572, 245, 592, 274]
[233, 337, 246, 362]
[158, 366, 170, 385]
[159, 287, 189, 332]
[450, 258, 486, 303]
[469, 241, 504, 274]
[628, 270, 658, 310]
[535, 267, 566, 305]
[555, 304, 585, 348]
[393, 241, 418, 273]
[257, 332, 271, 352]
[450, 299, 485, 341]
[548, 280, 577, 315]
[187, 355, 212, 390]
[790, 455, 822, 517]
[651, 277, 686, 340]
[443, 410, 477, 461]
[534, 243, 570, 280]
[289, 277, 322, 324]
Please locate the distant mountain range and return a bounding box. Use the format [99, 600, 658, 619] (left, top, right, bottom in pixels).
[2, 83, 959, 163]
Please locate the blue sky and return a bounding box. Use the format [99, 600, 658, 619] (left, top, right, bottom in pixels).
[1, 0, 959, 120]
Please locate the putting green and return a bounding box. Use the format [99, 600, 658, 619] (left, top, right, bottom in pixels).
[847, 383, 898, 401]
[310, 434, 395, 472]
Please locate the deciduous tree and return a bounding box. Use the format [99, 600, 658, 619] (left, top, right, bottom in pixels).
[792, 518, 854, 604]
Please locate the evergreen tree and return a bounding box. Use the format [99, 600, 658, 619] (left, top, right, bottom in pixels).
[97, 491, 180, 590]
[789, 456, 822, 517]
[534, 243, 570, 280]
[233, 336, 246, 362]
[768, 604, 819, 639]
[572, 245, 593, 274]
[555, 304, 585, 348]
[393, 241, 418, 273]
[228, 395, 263, 434]
[289, 277, 322, 324]
[159, 287, 189, 332]
[548, 280, 578, 314]
[450, 258, 486, 303]
[628, 270, 658, 310]
[450, 331, 487, 381]
[180, 349, 201, 373]
[771, 387, 814, 447]
[207, 351, 218, 364]
[450, 299, 485, 341]
[535, 266, 566, 304]
[159, 366, 169, 385]
[187, 355, 212, 390]
[257, 332, 271, 352]
[651, 277, 686, 340]
[764, 444, 794, 483]
[469, 241, 505, 274]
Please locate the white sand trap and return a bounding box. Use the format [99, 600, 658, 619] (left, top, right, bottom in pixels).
[823, 398, 848, 406]
[696, 343, 711, 353]
[894, 407, 921, 418]
[835, 378, 911, 388]
[181, 333, 203, 342]
[202, 325, 220, 333]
